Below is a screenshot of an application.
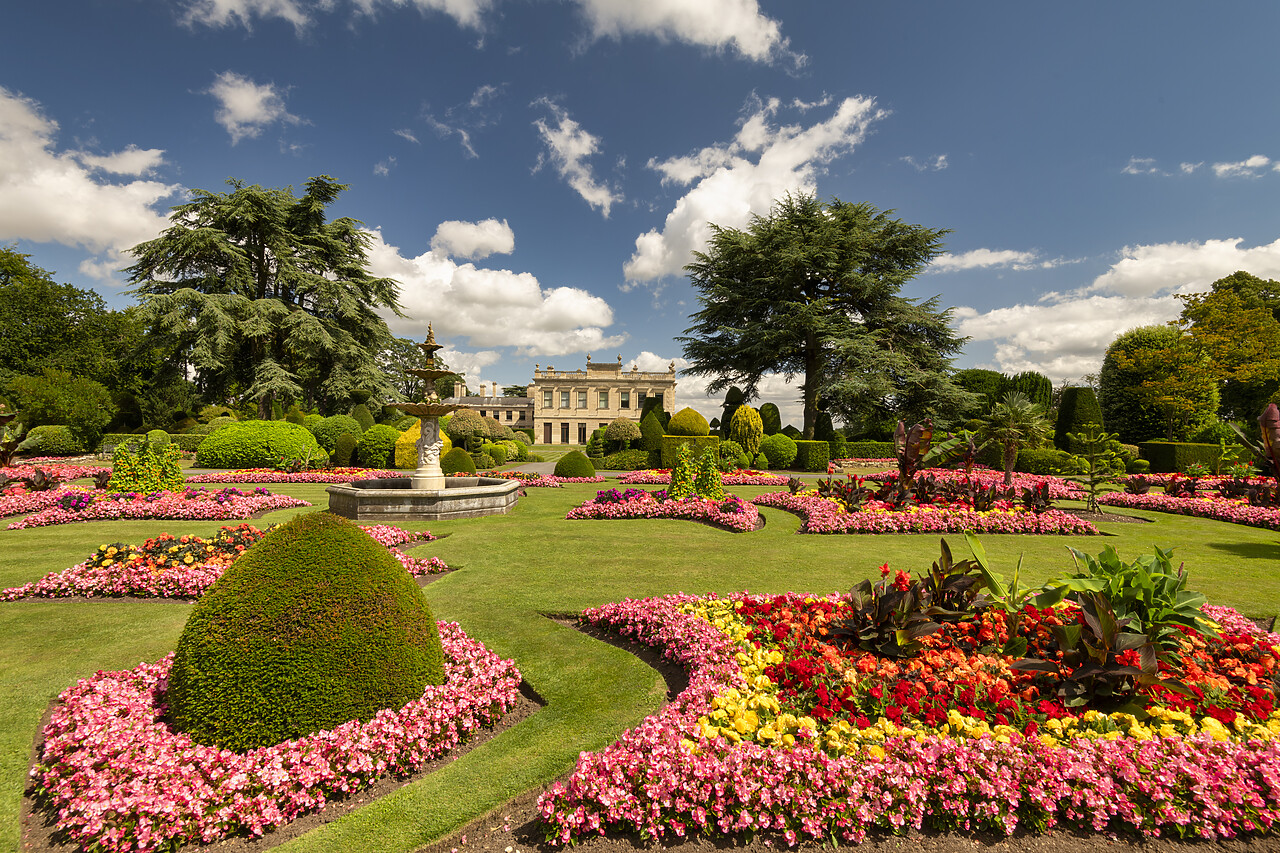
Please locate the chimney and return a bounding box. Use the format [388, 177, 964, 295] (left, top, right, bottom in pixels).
[492, 381, 499, 398]
[453, 381, 463, 399]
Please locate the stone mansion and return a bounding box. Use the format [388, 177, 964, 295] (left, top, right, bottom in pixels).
[446, 355, 677, 445]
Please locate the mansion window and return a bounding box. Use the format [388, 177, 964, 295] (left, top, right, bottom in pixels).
[543, 390, 553, 408]
[577, 391, 587, 409]
[560, 391, 570, 409]
[598, 390, 609, 409]
[620, 391, 630, 409]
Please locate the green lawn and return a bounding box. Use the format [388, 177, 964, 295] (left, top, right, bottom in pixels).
[3, 479, 1280, 852]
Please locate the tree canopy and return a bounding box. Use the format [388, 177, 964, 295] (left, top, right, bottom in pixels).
[125, 176, 402, 418]
[679, 193, 974, 438]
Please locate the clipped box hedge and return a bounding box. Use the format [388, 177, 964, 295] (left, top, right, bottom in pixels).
[844, 440, 895, 459]
[99, 433, 209, 453]
[794, 440, 830, 472]
[1137, 441, 1222, 474]
[660, 435, 719, 468]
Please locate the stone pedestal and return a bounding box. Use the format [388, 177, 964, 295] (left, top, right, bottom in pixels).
[411, 417, 446, 490]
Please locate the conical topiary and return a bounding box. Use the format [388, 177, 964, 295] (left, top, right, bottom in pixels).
[693, 449, 725, 499]
[165, 512, 444, 752]
[668, 443, 697, 499]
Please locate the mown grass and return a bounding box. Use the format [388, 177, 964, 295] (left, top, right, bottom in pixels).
[2, 477, 1279, 852]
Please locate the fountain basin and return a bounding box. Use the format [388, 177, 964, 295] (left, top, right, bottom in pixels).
[326, 476, 520, 522]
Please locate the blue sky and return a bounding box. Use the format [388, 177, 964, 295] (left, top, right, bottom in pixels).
[4, 0, 1280, 425]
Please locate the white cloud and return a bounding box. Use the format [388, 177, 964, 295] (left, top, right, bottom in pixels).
[623, 95, 886, 286]
[532, 99, 621, 217]
[436, 346, 502, 393]
[373, 156, 396, 176]
[351, 0, 494, 30]
[0, 87, 179, 276]
[1212, 154, 1272, 178]
[424, 83, 504, 159]
[429, 218, 515, 260]
[1089, 237, 1280, 297]
[1121, 156, 1164, 176]
[182, 0, 310, 30]
[902, 154, 947, 172]
[365, 228, 625, 356]
[394, 128, 419, 144]
[957, 236, 1280, 381]
[627, 351, 806, 429]
[207, 71, 303, 144]
[1180, 161, 1202, 174]
[931, 249, 1041, 272]
[575, 0, 799, 65]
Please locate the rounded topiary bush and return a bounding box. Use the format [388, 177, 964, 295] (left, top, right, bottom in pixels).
[554, 450, 596, 478]
[17, 425, 84, 456]
[311, 414, 363, 454]
[440, 446, 476, 475]
[350, 403, 375, 433]
[666, 407, 711, 437]
[356, 424, 400, 468]
[195, 420, 327, 468]
[604, 417, 642, 449]
[145, 428, 171, 450]
[444, 409, 485, 444]
[165, 512, 444, 752]
[759, 433, 798, 469]
[333, 431, 358, 467]
[471, 452, 496, 470]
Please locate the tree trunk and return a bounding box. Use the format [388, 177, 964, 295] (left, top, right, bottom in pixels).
[1003, 443, 1016, 487]
[802, 334, 821, 440]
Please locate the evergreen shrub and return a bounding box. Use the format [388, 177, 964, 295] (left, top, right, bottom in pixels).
[440, 447, 476, 475]
[312, 415, 363, 454]
[554, 450, 596, 478]
[1138, 441, 1222, 474]
[333, 432, 358, 467]
[471, 452, 496, 469]
[350, 403, 375, 432]
[444, 410, 485, 444]
[481, 442, 508, 465]
[759, 403, 782, 436]
[660, 435, 719, 468]
[845, 440, 895, 459]
[597, 449, 651, 470]
[1014, 448, 1072, 475]
[196, 420, 327, 468]
[638, 411, 664, 451]
[165, 512, 444, 752]
[781, 425, 802, 439]
[356, 424, 400, 468]
[728, 405, 764, 455]
[666, 407, 711, 436]
[793, 440, 830, 472]
[754, 452, 768, 468]
[16, 425, 83, 456]
[759, 433, 798, 469]
[1054, 387, 1103, 450]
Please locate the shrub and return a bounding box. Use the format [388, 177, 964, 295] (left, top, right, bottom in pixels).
[844, 440, 895, 459]
[395, 420, 454, 470]
[394, 415, 417, 431]
[666, 407, 711, 437]
[638, 411, 664, 452]
[693, 449, 726, 499]
[1137, 441, 1222, 474]
[145, 428, 171, 450]
[827, 432, 848, 461]
[660, 435, 719, 468]
[482, 416, 506, 441]
[17, 425, 85, 456]
[108, 442, 184, 492]
[554, 450, 596, 478]
[781, 425, 802, 439]
[1014, 448, 1072, 475]
[333, 431, 358, 466]
[754, 452, 768, 468]
[311, 414, 363, 454]
[759, 433, 798, 469]
[198, 405, 236, 423]
[759, 403, 782, 436]
[605, 417, 642, 450]
[197, 420, 327, 469]
[794, 440, 830, 472]
[513, 430, 532, 445]
[597, 449, 652, 470]
[441, 446, 476, 475]
[285, 405, 306, 425]
[719, 439, 746, 463]
[380, 405, 405, 425]
[471, 452, 496, 469]
[165, 512, 444, 751]
[482, 442, 508, 465]
[350, 403, 375, 432]
[586, 429, 606, 459]
[728, 405, 764, 456]
[356, 424, 401, 468]
[6, 367, 114, 451]
[444, 409, 486, 444]
[1054, 387, 1103, 449]
[303, 413, 324, 433]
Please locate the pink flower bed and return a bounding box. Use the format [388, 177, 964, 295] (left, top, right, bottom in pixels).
[619, 469, 789, 486]
[0, 464, 111, 483]
[536, 595, 1280, 846]
[186, 468, 400, 484]
[6, 487, 310, 529]
[2, 523, 446, 601]
[1099, 491, 1280, 530]
[864, 468, 1084, 500]
[31, 622, 521, 853]
[567, 492, 760, 533]
[0, 485, 69, 518]
[752, 492, 1098, 535]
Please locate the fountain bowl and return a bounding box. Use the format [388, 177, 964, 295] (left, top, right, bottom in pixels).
[326, 476, 520, 522]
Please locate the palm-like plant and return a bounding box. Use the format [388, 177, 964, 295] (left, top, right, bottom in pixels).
[977, 391, 1052, 486]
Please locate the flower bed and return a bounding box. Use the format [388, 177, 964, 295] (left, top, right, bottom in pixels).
[752, 492, 1098, 535]
[567, 489, 760, 532]
[1099, 491, 1280, 530]
[2, 523, 446, 600]
[619, 469, 790, 486]
[537, 593, 1280, 846]
[31, 622, 521, 853]
[186, 467, 400, 483]
[5, 486, 310, 529]
[833, 457, 896, 468]
[865, 468, 1084, 500]
[0, 463, 111, 484]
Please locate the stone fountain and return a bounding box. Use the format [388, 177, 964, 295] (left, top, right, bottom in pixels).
[326, 325, 520, 521]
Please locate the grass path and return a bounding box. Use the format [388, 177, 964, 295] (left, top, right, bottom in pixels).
[3, 479, 1279, 851]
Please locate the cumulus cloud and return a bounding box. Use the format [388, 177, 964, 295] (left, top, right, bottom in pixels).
[575, 0, 799, 65]
[0, 87, 179, 278]
[1212, 154, 1273, 178]
[931, 249, 1043, 272]
[365, 228, 625, 356]
[429, 218, 515, 260]
[623, 95, 886, 287]
[531, 99, 622, 217]
[207, 71, 303, 144]
[956, 236, 1280, 381]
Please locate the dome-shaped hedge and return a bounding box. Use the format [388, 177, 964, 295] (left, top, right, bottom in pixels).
[666, 407, 711, 437]
[554, 450, 596, 478]
[195, 420, 327, 468]
[165, 512, 444, 751]
[759, 433, 798, 469]
[444, 409, 486, 444]
[356, 424, 401, 468]
[440, 446, 476, 474]
[310, 414, 363, 453]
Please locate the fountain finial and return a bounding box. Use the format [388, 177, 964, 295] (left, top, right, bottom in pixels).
[425, 324, 437, 347]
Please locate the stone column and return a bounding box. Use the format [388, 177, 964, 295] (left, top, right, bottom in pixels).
[412, 417, 446, 490]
